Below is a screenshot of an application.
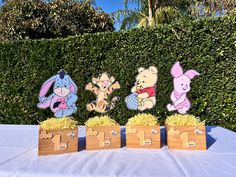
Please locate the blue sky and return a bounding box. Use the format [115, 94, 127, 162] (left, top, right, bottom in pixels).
[96, 0, 137, 30]
[0, 0, 130, 10]
[96, 0, 126, 30]
[96, 0, 125, 13]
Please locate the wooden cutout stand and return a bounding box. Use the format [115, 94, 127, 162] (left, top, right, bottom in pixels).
[126, 125, 160, 149]
[166, 125, 206, 150]
[86, 126, 121, 150]
[38, 128, 78, 156]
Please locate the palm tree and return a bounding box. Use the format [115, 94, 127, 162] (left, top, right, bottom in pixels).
[190, 0, 236, 17]
[113, 0, 190, 30]
[114, 0, 236, 30]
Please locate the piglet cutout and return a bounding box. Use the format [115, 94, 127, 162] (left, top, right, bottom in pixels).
[37, 69, 78, 118]
[167, 62, 200, 114]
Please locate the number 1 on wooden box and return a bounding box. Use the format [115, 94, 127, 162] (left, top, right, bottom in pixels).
[180, 132, 196, 148]
[51, 135, 68, 151]
[137, 131, 151, 145]
[97, 132, 111, 147]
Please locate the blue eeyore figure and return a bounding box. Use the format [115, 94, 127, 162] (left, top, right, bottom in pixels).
[37, 69, 78, 118]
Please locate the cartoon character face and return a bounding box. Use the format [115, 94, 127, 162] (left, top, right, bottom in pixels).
[53, 71, 71, 97]
[173, 75, 191, 93]
[135, 66, 158, 90]
[39, 69, 77, 99]
[92, 73, 115, 92]
[171, 62, 200, 94]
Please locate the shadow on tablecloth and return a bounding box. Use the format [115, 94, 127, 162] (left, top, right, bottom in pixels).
[79, 137, 86, 151]
[121, 127, 126, 148]
[206, 126, 217, 149]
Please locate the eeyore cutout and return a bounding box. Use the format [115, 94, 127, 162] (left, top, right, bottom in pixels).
[37, 69, 78, 118]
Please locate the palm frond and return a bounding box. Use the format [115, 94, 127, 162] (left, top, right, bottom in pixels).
[112, 9, 147, 30]
[79, 0, 96, 6]
[120, 13, 139, 30]
[123, 0, 147, 10]
[137, 17, 148, 28]
[155, 6, 182, 24]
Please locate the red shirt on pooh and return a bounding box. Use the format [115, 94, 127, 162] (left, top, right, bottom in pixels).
[136, 86, 156, 97]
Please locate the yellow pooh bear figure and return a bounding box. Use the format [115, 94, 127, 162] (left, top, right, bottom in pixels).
[125, 66, 158, 111]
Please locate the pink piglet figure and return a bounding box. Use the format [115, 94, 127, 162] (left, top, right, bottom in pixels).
[167, 61, 200, 114]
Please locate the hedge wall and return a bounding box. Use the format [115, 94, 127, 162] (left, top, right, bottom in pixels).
[0, 16, 236, 130]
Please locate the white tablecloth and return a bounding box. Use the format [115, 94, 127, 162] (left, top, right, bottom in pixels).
[0, 125, 235, 177]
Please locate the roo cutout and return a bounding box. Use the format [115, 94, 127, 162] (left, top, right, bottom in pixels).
[167, 62, 200, 114]
[85, 73, 120, 113]
[37, 69, 78, 118]
[137, 131, 152, 145]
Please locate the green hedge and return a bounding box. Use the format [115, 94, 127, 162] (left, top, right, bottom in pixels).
[0, 16, 236, 130]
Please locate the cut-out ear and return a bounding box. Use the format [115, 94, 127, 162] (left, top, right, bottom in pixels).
[92, 77, 98, 84]
[68, 75, 78, 94]
[149, 66, 158, 74]
[184, 70, 200, 79]
[110, 76, 115, 83]
[138, 67, 145, 73]
[39, 75, 57, 97]
[102, 72, 108, 77]
[171, 61, 183, 78]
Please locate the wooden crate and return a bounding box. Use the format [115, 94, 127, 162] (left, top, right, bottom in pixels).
[38, 128, 78, 156]
[126, 125, 160, 149]
[166, 125, 206, 150]
[86, 126, 120, 150]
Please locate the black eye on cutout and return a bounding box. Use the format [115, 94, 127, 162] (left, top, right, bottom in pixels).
[181, 84, 183, 86]
[64, 84, 67, 87]
[56, 83, 60, 87]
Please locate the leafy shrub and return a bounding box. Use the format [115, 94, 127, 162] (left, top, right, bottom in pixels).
[0, 16, 235, 130]
[0, 0, 114, 41]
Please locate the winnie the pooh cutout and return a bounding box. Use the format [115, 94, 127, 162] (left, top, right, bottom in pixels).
[125, 66, 158, 111]
[166, 61, 200, 114]
[37, 69, 78, 118]
[85, 73, 121, 113]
